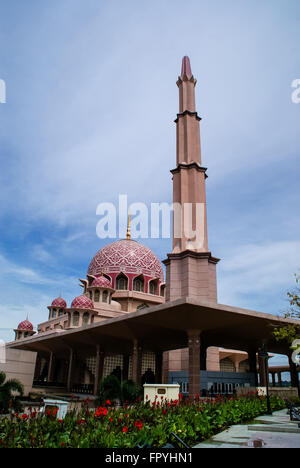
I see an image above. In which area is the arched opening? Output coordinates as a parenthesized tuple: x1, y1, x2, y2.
(160, 284, 166, 297)
(58, 309, 64, 317)
(94, 289, 100, 302)
(220, 357, 236, 373)
(116, 273, 128, 291)
(133, 275, 144, 293)
(52, 308, 57, 319)
(82, 312, 89, 326)
(73, 311, 80, 327)
(149, 279, 158, 295)
(102, 290, 108, 303)
(89, 290, 93, 300)
(239, 359, 250, 373)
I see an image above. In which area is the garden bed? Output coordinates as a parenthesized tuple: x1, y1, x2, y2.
(0, 394, 286, 448)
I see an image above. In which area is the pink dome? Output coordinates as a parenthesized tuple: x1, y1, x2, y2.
(91, 276, 113, 289)
(88, 239, 164, 281)
(18, 320, 34, 331)
(51, 297, 67, 308)
(71, 295, 94, 310)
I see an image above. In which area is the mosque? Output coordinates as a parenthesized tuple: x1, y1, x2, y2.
(7, 57, 299, 398)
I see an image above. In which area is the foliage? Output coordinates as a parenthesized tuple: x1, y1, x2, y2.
(0, 372, 24, 414)
(0, 393, 286, 448)
(273, 274, 300, 346)
(98, 375, 121, 404)
(121, 380, 143, 404)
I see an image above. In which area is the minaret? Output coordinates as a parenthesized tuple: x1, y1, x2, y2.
(163, 57, 220, 302)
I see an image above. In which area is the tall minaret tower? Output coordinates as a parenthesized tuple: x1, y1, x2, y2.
(163, 57, 220, 302)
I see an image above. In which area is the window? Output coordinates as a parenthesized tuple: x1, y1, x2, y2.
(160, 285, 166, 297)
(116, 274, 128, 290)
(220, 358, 236, 373)
(102, 290, 108, 303)
(149, 280, 157, 295)
(89, 291, 93, 300)
(82, 312, 89, 326)
(52, 308, 57, 319)
(58, 309, 64, 317)
(94, 290, 100, 302)
(133, 276, 144, 292)
(73, 311, 79, 326)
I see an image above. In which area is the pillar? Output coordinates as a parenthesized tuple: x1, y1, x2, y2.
(258, 356, 267, 387)
(271, 373, 276, 387)
(248, 350, 258, 387)
(94, 345, 105, 396)
(132, 340, 142, 385)
(278, 372, 282, 387)
(155, 352, 163, 383)
(47, 352, 55, 383)
(67, 348, 74, 393)
(288, 354, 300, 396)
(188, 330, 201, 399)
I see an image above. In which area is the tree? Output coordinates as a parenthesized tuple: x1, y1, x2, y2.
(273, 274, 300, 346)
(0, 371, 24, 414)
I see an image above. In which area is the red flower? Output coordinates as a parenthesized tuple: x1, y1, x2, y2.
(123, 427, 129, 433)
(135, 421, 143, 430)
(106, 400, 111, 406)
(21, 414, 28, 420)
(61, 442, 65, 447)
(179, 393, 183, 399)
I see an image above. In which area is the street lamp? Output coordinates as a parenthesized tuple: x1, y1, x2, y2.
(258, 344, 272, 415)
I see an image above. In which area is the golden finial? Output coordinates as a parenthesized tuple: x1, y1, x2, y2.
(126, 209, 131, 240)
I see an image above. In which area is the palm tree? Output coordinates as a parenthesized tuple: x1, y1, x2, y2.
(0, 371, 24, 413)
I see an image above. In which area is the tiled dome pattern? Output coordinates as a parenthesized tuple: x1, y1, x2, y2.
(51, 297, 67, 308)
(88, 239, 164, 281)
(18, 320, 34, 331)
(71, 295, 94, 310)
(91, 277, 113, 288)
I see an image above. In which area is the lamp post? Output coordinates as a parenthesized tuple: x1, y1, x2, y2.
(258, 344, 272, 416)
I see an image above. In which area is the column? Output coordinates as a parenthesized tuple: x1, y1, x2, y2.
(188, 330, 201, 399)
(258, 355, 267, 387)
(271, 373, 276, 387)
(248, 350, 258, 387)
(94, 345, 105, 396)
(47, 352, 55, 383)
(278, 372, 282, 387)
(155, 352, 163, 383)
(67, 348, 74, 393)
(289, 354, 300, 396)
(132, 340, 142, 385)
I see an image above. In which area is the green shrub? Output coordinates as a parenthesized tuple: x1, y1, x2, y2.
(121, 380, 143, 404)
(98, 375, 121, 404)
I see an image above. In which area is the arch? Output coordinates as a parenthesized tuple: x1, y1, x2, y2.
(149, 279, 158, 295)
(133, 275, 144, 293)
(116, 273, 128, 291)
(220, 357, 236, 373)
(102, 290, 108, 303)
(82, 312, 89, 326)
(89, 290, 93, 300)
(94, 289, 100, 302)
(160, 284, 166, 297)
(73, 311, 80, 327)
(52, 308, 57, 319)
(239, 359, 250, 373)
(58, 309, 64, 317)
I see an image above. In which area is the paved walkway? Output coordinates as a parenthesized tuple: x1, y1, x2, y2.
(194, 409, 300, 448)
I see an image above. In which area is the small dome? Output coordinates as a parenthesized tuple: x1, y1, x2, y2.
(91, 276, 113, 289)
(51, 297, 67, 308)
(71, 295, 94, 310)
(18, 320, 34, 331)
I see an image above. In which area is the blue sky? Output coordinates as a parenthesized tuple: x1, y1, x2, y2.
(0, 0, 299, 369)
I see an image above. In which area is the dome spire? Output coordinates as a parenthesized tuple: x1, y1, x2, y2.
(126, 209, 131, 240)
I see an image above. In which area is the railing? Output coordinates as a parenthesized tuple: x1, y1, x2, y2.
(71, 384, 94, 395)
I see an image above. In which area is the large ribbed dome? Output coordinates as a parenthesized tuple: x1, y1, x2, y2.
(88, 239, 164, 281)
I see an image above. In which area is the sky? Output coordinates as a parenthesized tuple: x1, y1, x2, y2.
(0, 0, 299, 369)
